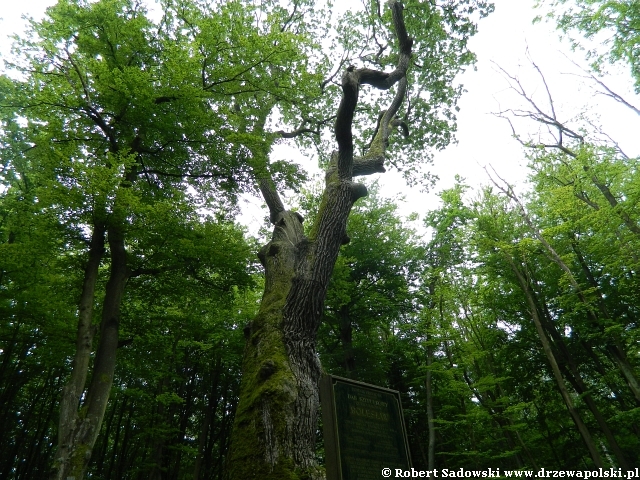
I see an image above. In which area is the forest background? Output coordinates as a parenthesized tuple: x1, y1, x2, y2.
(1, 0, 639, 478)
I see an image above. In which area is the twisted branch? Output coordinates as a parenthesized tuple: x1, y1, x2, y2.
(335, 0, 412, 179)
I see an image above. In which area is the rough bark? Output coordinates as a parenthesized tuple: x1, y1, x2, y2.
(225, 2, 412, 478)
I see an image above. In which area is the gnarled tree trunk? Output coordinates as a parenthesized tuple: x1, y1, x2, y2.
(224, 2, 413, 478)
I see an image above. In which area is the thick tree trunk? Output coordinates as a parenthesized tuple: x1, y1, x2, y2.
(225, 3, 412, 477)
(226, 173, 363, 478)
(225, 210, 324, 480)
(52, 221, 128, 480)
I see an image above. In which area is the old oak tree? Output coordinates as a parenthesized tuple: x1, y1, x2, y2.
(225, 0, 490, 478)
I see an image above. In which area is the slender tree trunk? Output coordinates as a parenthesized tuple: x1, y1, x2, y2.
(338, 305, 356, 373)
(216, 387, 236, 478)
(569, 373, 630, 469)
(116, 400, 135, 480)
(610, 349, 640, 403)
(104, 396, 126, 480)
(506, 255, 604, 467)
(423, 294, 442, 471)
(52, 220, 105, 479)
(570, 240, 640, 405)
(587, 169, 640, 236)
(425, 340, 435, 470)
(149, 375, 171, 480)
(172, 371, 197, 480)
(493, 175, 640, 404)
(194, 357, 221, 480)
(534, 288, 631, 468)
(533, 400, 564, 468)
(461, 369, 524, 468)
(20, 371, 59, 479)
(52, 220, 128, 480)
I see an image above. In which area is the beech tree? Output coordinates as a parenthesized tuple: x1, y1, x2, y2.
(485, 30, 640, 463)
(7, 0, 640, 475)
(540, 0, 640, 89)
(1, 1, 274, 478)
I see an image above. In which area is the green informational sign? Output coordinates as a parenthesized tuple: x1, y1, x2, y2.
(320, 375, 412, 480)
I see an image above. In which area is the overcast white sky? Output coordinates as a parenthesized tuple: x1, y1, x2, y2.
(1, 0, 637, 231)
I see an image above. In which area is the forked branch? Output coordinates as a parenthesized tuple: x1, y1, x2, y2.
(493, 60, 584, 156)
(492, 62, 640, 236)
(335, 0, 413, 179)
(257, 0, 412, 225)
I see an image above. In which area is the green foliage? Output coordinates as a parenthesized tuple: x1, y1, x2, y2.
(0, 0, 498, 477)
(87, 285, 259, 480)
(314, 185, 424, 384)
(0, 2, 270, 477)
(539, 0, 640, 89)
(329, 0, 494, 185)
